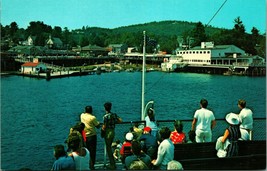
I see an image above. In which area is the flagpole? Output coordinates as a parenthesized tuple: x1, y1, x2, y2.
(141, 31, 146, 121)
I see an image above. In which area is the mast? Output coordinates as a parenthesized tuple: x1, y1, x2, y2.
(141, 31, 146, 121)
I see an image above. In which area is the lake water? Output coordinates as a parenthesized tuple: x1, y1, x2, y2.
(1, 72, 266, 170)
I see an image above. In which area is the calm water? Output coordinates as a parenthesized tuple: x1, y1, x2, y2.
(1, 72, 266, 170)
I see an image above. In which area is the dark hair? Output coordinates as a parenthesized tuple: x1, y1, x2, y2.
(147, 108, 155, 121)
(174, 120, 183, 133)
(67, 132, 82, 151)
(238, 99, 246, 108)
(188, 130, 196, 143)
(54, 145, 66, 160)
(85, 106, 92, 113)
(200, 99, 208, 108)
(104, 102, 112, 112)
(116, 139, 121, 144)
(159, 127, 171, 139)
(72, 122, 85, 133)
(131, 140, 141, 155)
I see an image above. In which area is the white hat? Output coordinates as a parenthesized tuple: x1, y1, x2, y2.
(125, 132, 134, 141)
(226, 113, 240, 125)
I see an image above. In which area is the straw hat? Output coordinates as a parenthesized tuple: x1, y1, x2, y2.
(225, 113, 240, 125)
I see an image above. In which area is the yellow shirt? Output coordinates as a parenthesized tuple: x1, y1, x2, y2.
(80, 113, 100, 137)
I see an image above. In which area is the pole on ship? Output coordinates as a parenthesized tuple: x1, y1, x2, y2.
(141, 31, 146, 121)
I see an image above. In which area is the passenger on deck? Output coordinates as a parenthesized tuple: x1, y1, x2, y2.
(80, 105, 101, 170)
(101, 102, 123, 170)
(125, 140, 152, 170)
(151, 127, 174, 170)
(112, 140, 122, 161)
(138, 126, 158, 160)
(170, 120, 186, 144)
(128, 160, 149, 170)
(69, 122, 86, 147)
(120, 132, 134, 164)
(235, 99, 253, 140)
(145, 108, 159, 138)
(131, 122, 144, 140)
(51, 144, 76, 171)
(191, 99, 216, 142)
(221, 113, 241, 157)
(67, 132, 90, 170)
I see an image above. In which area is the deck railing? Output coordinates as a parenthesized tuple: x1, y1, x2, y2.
(94, 118, 266, 165)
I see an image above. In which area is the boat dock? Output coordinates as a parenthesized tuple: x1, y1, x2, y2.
(12, 70, 97, 80)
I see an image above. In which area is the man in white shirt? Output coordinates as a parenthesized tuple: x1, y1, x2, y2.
(237, 99, 253, 140)
(151, 127, 174, 170)
(191, 99, 216, 143)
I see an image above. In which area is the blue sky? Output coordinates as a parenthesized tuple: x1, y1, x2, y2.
(1, 0, 266, 34)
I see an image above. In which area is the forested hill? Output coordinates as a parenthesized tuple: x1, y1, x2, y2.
(111, 20, 222, 36)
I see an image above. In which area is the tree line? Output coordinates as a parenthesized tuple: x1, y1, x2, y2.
(1, 17, 265, 57)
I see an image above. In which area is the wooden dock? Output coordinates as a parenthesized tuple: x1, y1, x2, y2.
(13, 70, 96, 80)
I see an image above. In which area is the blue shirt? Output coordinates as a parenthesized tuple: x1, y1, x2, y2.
(51, 156, 76, 170)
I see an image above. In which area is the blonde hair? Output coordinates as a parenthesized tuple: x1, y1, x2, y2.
(167, 160, 183, 170)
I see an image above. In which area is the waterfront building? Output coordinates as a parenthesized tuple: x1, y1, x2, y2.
(21, 59, 47, 74)
(176, 42, 265, 66)
(8, 45, 44, 57)
(72, 44, 109, 57)
(108, 44, 128, 56)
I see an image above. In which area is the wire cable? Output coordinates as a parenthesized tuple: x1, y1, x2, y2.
(206, 0, 228, 26)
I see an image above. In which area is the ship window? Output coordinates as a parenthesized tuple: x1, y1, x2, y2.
(203, 51, 206, 54)
(186, 51, 188, 54)
(189, 51, 192, 54)
(200, 51, 202, 54)
(207, 51, 210, 54)
(196, 51, 199, 54)
(193, 51, 195, 54)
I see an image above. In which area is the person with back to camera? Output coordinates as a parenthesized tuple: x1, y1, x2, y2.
(80, 105, 101, 170)
(170, 120, 187, 144)
(101, 102, 123, 170)
(145, 108, 158, 137)
(69, 122, 86, 147)
(138, 126, 158, 160)
(125, 140, 152, 170)
(191, 99, 216, 143)
(235, 99, 253, 140)
(151, 127, 174, 170)
(220, 113, 241, 157)
(51, 144, 75, 171)
(67, 131, 90, 170)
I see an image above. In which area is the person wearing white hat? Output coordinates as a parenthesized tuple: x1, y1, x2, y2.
(120, 132, 134, 164)
(221, 113, 241, 157)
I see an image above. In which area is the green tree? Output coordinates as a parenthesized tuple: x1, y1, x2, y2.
(190, 22, 207, 47)
(52, 26, 62, 38)
(10, 22, 19, 38)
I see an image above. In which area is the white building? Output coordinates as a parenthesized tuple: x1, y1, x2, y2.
(21, 59, 47, 74)
(175, 42, 264, 66)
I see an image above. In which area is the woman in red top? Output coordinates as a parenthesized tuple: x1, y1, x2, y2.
(170, 120, 186, 144)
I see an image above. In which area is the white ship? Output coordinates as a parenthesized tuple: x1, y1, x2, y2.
(161, 55, 187, 72)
